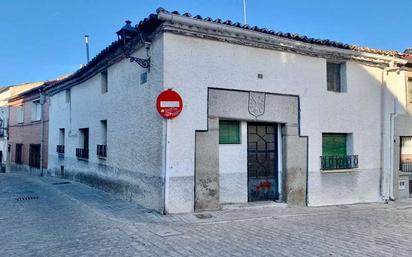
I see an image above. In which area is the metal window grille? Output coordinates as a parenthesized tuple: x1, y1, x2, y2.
(321, 155, 359, 170)
(76, 148, 88, 159)
(97, 145, 107, 158)
(56, 145, 65, 154)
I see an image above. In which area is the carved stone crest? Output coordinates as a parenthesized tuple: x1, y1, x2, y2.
(248, 92, 266, 118)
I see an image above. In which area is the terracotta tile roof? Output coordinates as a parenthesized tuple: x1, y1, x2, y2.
(49, 7, 405, 91)
(155, 8, 400, 57)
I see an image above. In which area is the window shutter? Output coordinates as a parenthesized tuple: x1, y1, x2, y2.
(219, 121, 240, 144)
(327, 63, 341, 92)
(322, 134, 347, 156)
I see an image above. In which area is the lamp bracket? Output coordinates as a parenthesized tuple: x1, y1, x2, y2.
(128, 56, 150, 69)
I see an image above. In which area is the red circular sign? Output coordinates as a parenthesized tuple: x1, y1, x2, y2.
(156, 89, 183, 119)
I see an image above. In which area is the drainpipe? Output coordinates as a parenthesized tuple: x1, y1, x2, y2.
(39, 88, 45, 176)
(380, 61, 399, 201)
(389, 101, 399, 200)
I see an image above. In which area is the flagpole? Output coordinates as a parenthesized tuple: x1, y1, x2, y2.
(243, 0, 247, 24)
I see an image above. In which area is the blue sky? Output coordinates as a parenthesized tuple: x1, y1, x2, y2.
(1, 0, 411, 86)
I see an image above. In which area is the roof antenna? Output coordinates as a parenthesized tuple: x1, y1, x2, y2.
(84, 35, 90, 63)
(243, 0, 247, 24)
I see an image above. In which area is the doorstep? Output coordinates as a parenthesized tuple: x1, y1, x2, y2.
(221, 201, 287, 210)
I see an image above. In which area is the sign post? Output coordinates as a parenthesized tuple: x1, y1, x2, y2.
(156, 89, 183, 119)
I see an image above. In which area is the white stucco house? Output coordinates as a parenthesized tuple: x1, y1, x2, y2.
(46, 8, 411, 213)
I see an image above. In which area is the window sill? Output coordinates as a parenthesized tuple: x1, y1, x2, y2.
(321, 168, 357, 174)
(97, 155, 107, 160)
(76, 157, 89, 162)
(326, 90, 347, 94)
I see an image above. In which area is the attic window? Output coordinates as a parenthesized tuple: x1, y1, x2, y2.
(327, 62, 346, 92)
(101, 70, 108, 93)
(65, 89, 71, 103)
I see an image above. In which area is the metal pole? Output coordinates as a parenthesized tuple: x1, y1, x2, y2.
(84, 35, 90, 63)
(39, 89, 45, 176)
(243, 0, 247, 24)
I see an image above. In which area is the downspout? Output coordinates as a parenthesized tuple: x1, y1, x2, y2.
(380, 61, 399, 201)
(389, 100, 398, 200)
(39, 88, 45, 176)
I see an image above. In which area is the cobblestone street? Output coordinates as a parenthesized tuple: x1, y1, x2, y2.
(1, 173, 412, 257)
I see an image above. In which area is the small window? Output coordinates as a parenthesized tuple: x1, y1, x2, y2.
(327, 62, 346, 92)
(57, 128, 65, 154)
(100, 120, 107, 145)
(140, 71, 148, 84)
(16, 106, 24, 124)
(98, 120, 108, 158)
(407, 78, 412, 104)
(101, 70, 108, 93)
(219, 120, 240, 144)
(59, 128, 65, 145)
(76, 128, 89, 159)
(65, 89, 71, 103)
(31, 100, 41, 121)
(321, 133, 357, 170)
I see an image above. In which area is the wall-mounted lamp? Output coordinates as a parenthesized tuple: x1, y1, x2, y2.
(116, 20, 150, 69)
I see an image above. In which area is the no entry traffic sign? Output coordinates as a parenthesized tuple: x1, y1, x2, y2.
(156, 89, 183, 119)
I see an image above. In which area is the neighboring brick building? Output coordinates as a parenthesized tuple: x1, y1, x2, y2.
(8, 82, 51, 174)
(0, 82, 44, 172)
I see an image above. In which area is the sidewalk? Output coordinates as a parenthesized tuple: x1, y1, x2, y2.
(1, 173, 412, 257)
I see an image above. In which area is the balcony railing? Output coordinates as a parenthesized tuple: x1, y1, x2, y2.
(97, 145, 107, 158)
(321, 155, 359, 170)
(56, 145, 64, 154)
(400, 162, 412, 172)
(76, 148, 89, 159)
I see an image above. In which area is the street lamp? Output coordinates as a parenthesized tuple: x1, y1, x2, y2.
(116, 20, 150, 69)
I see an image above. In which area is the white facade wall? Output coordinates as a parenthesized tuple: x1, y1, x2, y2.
(219, 121, 248, 204)
(48, 36, 165, 210)
(163, 33, 384, 212)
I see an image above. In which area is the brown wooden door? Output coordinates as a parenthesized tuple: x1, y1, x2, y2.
(29, 144, 41, 168)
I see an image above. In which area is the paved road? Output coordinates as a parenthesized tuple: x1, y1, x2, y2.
(1, 173, 412, 257)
